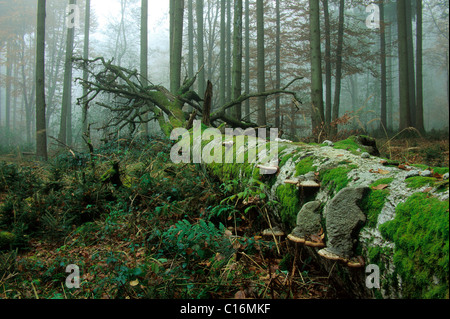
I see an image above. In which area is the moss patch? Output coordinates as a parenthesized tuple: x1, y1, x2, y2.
(333, 136, 366, 155)
(319, 165, 356, 195)
(275, 184, 301, 227)
(379, 193, 449, 298)
(405, 176, 436, 189)
(295, 157, 315, 176)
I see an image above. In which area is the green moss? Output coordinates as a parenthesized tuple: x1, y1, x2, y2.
(379, 193, 449, 298)
(295, 157, 315, 176)
(333, 136, 366, 155)
(319, 165, 356, 194)
(405, 176, 436, 189)
(371, 177, 394, 187)
(411, 165, 449, 175)
(275, 184, 301, 227)
(279, 152, 295, 167)
(433, 167, 449, 175)
(358, 178, 394, 228)
(360, 189, 389, 228)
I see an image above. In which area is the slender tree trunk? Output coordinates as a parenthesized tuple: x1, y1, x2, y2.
(36, 0, 47, 160)
(141, 0, 149, 135)
(82, 0, 91, 137)
(330, 0, 345, 137)
(323, 0, 332, 128)
(405, 0, 416, 128)
(256, 0, 266, 126)
(232, 0, 243, 121)
(244, 0, 250, 121)
(0, 63, 2, 126)
(5, 40, 12, 134)
(226, 0, 232, 105)
(59, 0, 76, 146)
(196, 0, 205, 98)
(275, 0, 281, 129)
(188, 0, 194, 80)
(170, 0, 184, 94)
(309, 0, 324, 134)
(220, 0, 226, 108)
(415, 0, 424, 133)
(380, 0, 387, 132)
(387, 19, 393, 131)
(397, 0, 411, 130)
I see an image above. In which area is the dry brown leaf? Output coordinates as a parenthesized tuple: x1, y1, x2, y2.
(371, 184, 389, 190)
(378, 168, 390, 175)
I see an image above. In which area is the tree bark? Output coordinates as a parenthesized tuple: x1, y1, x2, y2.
(141, 0, 149, 135)
(380, 0, 387, 133)
(36, 0, 48, 161)
(232, 0, 243, 121)
(82, 0, 91, 137)
(330, 0, 345, 137)
(275, 0, 281, 129)
(405, 0, 416, 128)
(170, 0, 184, 94)
(415, 0, 424, 133)
(220, 0, 226, 108)
(244, 0, 250, 122)
(397, 0, 411, 130)
(59, 0, 76, 146)
(308, 0, 324, 134)
(256, 0, 266, 126)
(323, 0, 332, 129)
(196, 0, 205, 98)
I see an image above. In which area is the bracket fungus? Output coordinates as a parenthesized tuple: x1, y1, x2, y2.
(287, 201, 324, 247)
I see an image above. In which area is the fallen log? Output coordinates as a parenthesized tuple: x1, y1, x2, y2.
(196, 132, 449, 299)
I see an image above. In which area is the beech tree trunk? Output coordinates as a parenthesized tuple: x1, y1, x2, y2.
(232, 0, 243, 121)
(59, 0, 76, 146)
(256, 0, 266, 126)
(36, 0, 47, 160)
(308, 0, 324, 134)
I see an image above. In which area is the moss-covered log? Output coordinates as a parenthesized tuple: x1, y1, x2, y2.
(186, 129, 449, 299)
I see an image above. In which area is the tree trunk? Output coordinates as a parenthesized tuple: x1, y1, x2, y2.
(415, 0, 424, 133)
(82, 0, 91, 137)
(256, 0, 266, 126)
(140, 0, 149, 135)
(6, 40, 12, 134)
(244, 0, 250, 122)
(323, 0, 332, 128)
(226, 0, 232, 105)
(275, 0, 281, 129)
(330, 0, 345, 137)
(59, 0, 76, 146)
(397, 0, 411, 130)
(308, 0, 324, 134)
(380, 0, 387, 133)
(170, 0, 184, 94)
(196, 0, 205, 98)
(36, 0, 48, 161)
(405, 0, 416, 128)
(387, 19, 394, 132)
(187, 0, 194, 80)
(232, 0, 243, 121)
(219, 0, 226, 108)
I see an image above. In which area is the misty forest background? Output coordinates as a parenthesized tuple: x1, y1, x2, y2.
(0, 0, 448, 156)
(0, 0, 449, 300)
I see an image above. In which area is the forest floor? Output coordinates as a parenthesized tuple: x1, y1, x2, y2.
(0, 135, 448, 299)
